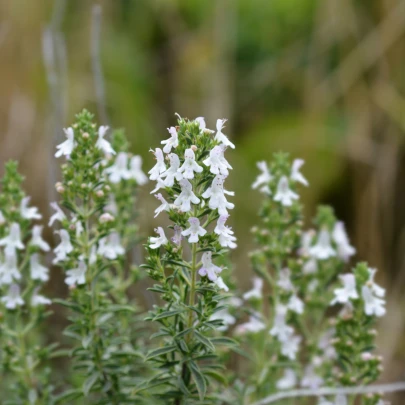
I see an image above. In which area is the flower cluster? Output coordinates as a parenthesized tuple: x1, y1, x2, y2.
(0, 161, 52, 403)
(142, 114, 237, 402)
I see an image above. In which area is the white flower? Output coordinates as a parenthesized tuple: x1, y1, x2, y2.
(331, 274, 359, 305)
(303, 258, 318, 274)
(65, 261, 87, 286)
(49, 202, 66, 226)
(154, 193, 170, 218)
(71, 216, 84, 237)
(210, 308, 236, 331)
(301, 365, 324, 389)
(276, 369, 297, 390)
(96, 126, 115, 155)
(214, 276, 229, 291)
(298, 229, 316, 256)
(1, 284, 24, 309)
(202, 175, 234, 216)
(214, 215, 237, 248)
(129, 155, 148, 185)
(174, 179, 200, 212)
(171, 225, 183, 246)
(0, 223, 24, 252)
(181, 217, 206, 243)
(161, 153, 183, 187)
(31, 225, 50, 252)
(161, 126, 179, 153)
(106, 152, 131, 183)
(335, 395, 348, 405)
(178, 149, 203, 179)
(288, 294, 304, 314)
(243, 277, 263, 300)
(366, 267, 385, 298)
(150, 177, 166, 194)
(252, 161, 272, 194)
(99, 213, 114, 223)
(274, 176, 299, 206)
(318, 328, 337, 360)
(31, 288, 51, 306)
(339, 301, 354, 319)
(270, 304, 294, 342)
(362, 285, 386, 317)
(20, 196, 42, 220)
(149, 227, 168, 249)
(105, 196, 118, 215)
(148, 148, 166, 181)
(195, 117, 213, 133)
(97, 233, 125, 260)
(277, 268, 294, 291)
(203, 145, 232, 176)
(198, 251, 222, 281)
(309, 229, 336, 260)
(53, 230, 73, 264)
(55, 127, 75, 158)
(215, 119, 235, 149)
(0, 249, 21, 285)
(332, 222, 356, 261)
(30, 253, 49, 282)
(281, 334, 301, 360)
(0, 210, 5, 225)
(235, 314, 266, 334)
(291, 159, 308, 186)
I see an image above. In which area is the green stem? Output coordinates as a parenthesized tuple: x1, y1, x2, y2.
(187, 242, 198, 335)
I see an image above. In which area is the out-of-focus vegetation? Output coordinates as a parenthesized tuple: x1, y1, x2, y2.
(1, 0, 405, 402)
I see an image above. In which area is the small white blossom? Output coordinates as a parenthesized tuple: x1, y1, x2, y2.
(298, 229, 316, 256)
(288, 294, 304, 314)
(210, 308, 236, 331)
(99, 213, 114, 223)
(274, 176, 299, 206)
(301, 365, 324, 389)
(161, 153, 183, 187)
(202, 175, 234, 216)
(303, 258, 318, 274)
(214, 215, 237, 248)
(331, 274, 359, 305)
(31, 288, 51, 306)
(277, 268, 294, 291)
(332, 222, 356, 261)
(243, 277, 263, 300)
(366, 267, 385, 298)
(150, 177, 166, 194)
(362, 285, 386, 317)
(149, 227, 168, 249)
(195, 117, 213, 133)
(55, 127, 75, 158)
(291, 159, 308, 186)
(203, 145, 232, 176)
(174, 179, 200, 212)
(105, 196, 118, 215)
(1, 284, 24, 309)
(281, 334, 301, 360)
(276, 369, 297, 390)
(0, 249, 21, 285)
(154, 193, 170, 218)
(53, 230, 73, 264)
(148, 148, 166, 181)
(0, 223, 24, 252)
(309, 229, 336, 260)
(270, 304, 294, 342)
(65, 261, 87, 286)
(235, 314, 266, 334)
(198, 251, 222, 281)
(129, 155, 148, 185)
(95, 126, 115, 155)
(30, 253, 49, 282)
(31, 225, 50, 251)
(171, 225, 183, 246)
(161, 126, 179, 153)
(215, 119, 235, 149)
(106, 152, 131, 183)
(98, 233, 125, 259)
(20, 197, 42, 220)
(49, 202, 66, 226)
(181, 217, 206, 243)
(71, 216, 84, 237)
(318, 328, 337, 360)
(252, 161, 272, 194)
(178, 149, 203, 179)
(0, 210, 5, 225)
(214, 276, 229, 291)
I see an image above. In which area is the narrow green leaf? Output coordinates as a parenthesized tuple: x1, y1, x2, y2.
(153, 310, 184, 321)
(210, 337, 238, 347)
(83, 373, 99, 396)
(189, 361, 206, 401)
(146, 345, 177, 360)
(194, 330, 215, 352)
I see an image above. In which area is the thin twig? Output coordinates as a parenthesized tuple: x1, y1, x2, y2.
(250, 382, 405, 405)
(91, 4, 109, 125)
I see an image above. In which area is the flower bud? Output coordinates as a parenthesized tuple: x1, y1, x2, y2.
(96, 190, 104, 198)
(99, 213, 114, 223)
(191, 145, 197, 152)
(82, 132, 89, 139)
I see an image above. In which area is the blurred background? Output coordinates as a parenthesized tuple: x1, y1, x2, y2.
(1, 0, 405, 401)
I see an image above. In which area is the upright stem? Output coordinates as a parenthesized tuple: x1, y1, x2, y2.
(187, 242, 198, 333)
